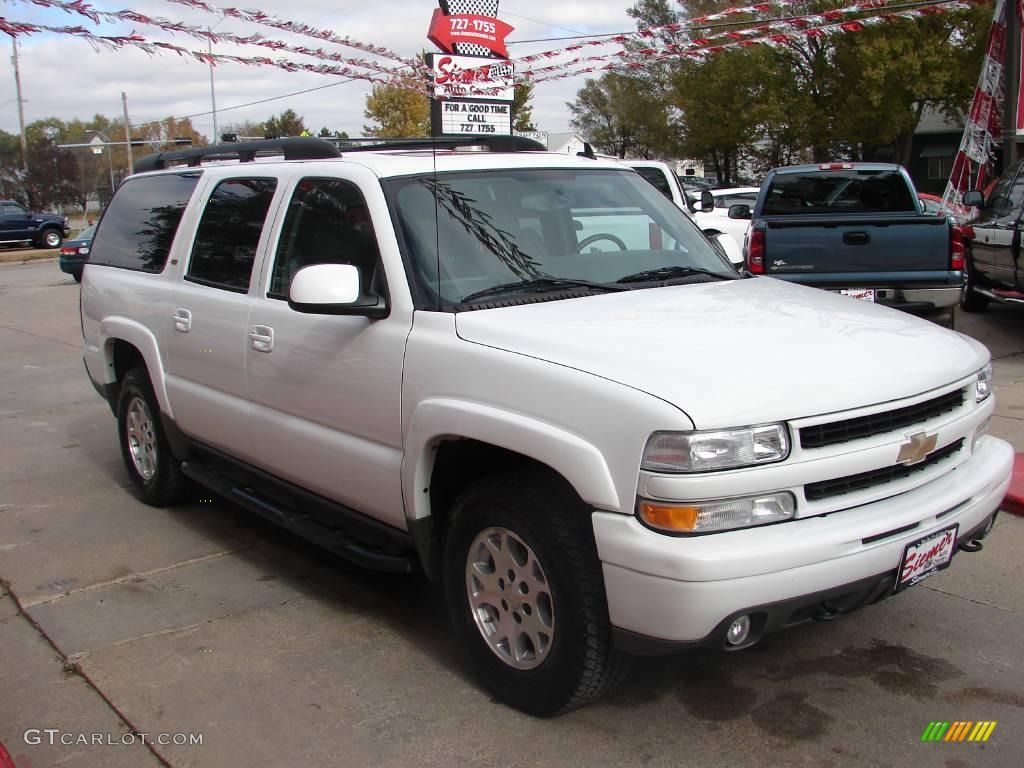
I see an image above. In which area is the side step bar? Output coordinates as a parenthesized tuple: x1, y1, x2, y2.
(974, 287, 1024, 305)
(181, 460, 417, 574)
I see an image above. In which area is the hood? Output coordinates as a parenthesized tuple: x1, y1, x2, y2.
(455, 278, 987, 429)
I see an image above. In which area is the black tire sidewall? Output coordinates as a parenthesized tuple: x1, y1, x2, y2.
(443, 478, 603, 715)
(116, 368, 179, 505)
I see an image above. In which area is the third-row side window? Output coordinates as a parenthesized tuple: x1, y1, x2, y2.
(187, 178, 278, 292)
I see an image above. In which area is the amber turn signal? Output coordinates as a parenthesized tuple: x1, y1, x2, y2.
(639, 502, 699, 532)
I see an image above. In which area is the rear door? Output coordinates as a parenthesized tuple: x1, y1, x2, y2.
(969, 162, 1024, 286)
(0, 202, 31, 240)
(164, 175, 280, 458)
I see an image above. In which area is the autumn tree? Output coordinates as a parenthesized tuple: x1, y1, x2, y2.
(363, 77, 430, 137)
(513, 79, 537, 132)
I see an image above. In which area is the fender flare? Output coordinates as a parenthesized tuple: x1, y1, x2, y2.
(99, 316, 173, 418)
(403, 398, 621, 524)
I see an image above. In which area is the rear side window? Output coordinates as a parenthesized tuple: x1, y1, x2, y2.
(635, 167, 673, 200)
(187, 178, 278, 292)
(762, 170, 915, 215)
(89, 173, 199, 272)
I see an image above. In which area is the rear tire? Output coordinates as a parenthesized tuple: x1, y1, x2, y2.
(116, 366, 190, 507)
(443, 469, 630, 716)
(36, 228, 63, 249)
(960, 257, 989, 313)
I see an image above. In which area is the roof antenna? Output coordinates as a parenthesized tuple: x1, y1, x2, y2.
(577, 142, 596, 160)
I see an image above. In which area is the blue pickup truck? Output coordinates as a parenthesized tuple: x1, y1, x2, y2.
(730, 163, 964, 318)
(0, 199, 70, 249)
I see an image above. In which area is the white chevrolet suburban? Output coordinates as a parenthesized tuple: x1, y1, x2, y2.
(80, 137, 1013, 716)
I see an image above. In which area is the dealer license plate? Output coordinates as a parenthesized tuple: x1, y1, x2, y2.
(895, 524, 959, 592)
(840, 288, 875, 302)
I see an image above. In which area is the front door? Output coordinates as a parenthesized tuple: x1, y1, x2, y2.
(0, 202, 31, 241)
(970, 163, 1024, 287)
(164, 176, 280, 457)
(245, 173, 409, 528)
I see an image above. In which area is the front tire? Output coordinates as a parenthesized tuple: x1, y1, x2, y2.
(116, 367, 190, 506)
(443, 469, 630, 716)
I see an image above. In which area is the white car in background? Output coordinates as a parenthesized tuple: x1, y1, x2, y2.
(688, 187, 760, 249)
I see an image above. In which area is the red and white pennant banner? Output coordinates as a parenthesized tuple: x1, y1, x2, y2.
(0, 17, 433, 94)
(942, 0, 1005, 212)
(22, 0, 410, 76)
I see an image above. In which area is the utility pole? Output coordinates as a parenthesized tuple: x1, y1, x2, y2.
(208, 32, 219, 142)
(121, 91, 134, 174)
(1004, 0, 1021, 169)
(10, 37, 28, 172)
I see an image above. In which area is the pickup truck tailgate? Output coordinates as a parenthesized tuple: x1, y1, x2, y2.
(764, 215, 949, 276)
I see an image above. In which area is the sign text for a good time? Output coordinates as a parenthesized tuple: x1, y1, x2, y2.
(441, 101, 512, 135)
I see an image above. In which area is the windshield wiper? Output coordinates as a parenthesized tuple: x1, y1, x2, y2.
(461, 276, 629, 304)
(615, 265, 734, 284)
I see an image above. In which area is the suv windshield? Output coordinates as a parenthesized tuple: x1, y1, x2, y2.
(386, 168, 734, 308)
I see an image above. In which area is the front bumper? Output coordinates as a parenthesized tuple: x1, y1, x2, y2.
(595, 436, 1013, 649)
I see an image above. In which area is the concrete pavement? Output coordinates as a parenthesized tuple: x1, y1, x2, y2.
(1, 260, 1022, 767)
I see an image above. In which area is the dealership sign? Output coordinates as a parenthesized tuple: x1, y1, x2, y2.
(428, 1, 515, 138)
(428, 9, 514, 59)
(431, 54, 514, 100)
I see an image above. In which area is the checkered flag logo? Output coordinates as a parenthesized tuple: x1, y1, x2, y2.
(440, 0, 500, 57)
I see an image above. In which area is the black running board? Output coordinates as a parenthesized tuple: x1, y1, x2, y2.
(181, 459, 417, 574)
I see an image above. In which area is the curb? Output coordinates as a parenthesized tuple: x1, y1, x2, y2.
(1003, 453, 1024, 517)
(0, 252, 58, 266)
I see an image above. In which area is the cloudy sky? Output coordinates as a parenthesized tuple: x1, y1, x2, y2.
(0, 0, 640, 140)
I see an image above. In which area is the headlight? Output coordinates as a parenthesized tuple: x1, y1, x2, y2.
(975, 362, 992, 402)
(638, 492, 796, 534)
(642, 424, 790, 473)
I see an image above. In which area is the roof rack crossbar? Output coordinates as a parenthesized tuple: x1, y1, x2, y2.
(133, 137, 341, 173)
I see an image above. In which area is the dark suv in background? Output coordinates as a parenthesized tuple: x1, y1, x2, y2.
(0, 200, 70, 249)
(962, 163, 1024, 311)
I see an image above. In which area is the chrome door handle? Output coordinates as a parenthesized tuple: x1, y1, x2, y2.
(173, 308, 192, 333)
(248, 325, 274, 353)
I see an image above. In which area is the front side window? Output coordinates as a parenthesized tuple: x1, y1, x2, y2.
(386, 168, 734, 309)
(187, 178, 277, 292)
(89, 173, 199, 272)
(1, 202, 27, 217)
(269, 178, 382, 300)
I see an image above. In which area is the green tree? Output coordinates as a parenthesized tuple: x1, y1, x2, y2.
(264, 109, 308, 138)
(568, 73, 672, 158)
(513, 78, 537, 132)
(363, 77, 430, 137)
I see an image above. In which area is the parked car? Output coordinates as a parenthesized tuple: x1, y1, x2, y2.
(620, 159, 743, 265)
(0, 199, 70, 249)
(81, 137, 1010, 716)
(960, 163, 1024, 311)
(686, 187, 759, 249)
(732, 163, 965, 319)
(918, 192, 971, 225)
(678, 174, 713, 190)
(59, 224, 96, 282)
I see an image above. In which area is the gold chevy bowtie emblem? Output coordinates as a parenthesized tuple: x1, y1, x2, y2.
(898, 432, 938, 465)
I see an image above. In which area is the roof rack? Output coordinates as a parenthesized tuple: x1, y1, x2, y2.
(133, 134, 548, 174)
(325, 135, 547, 153)
(133, 137, 341, 173)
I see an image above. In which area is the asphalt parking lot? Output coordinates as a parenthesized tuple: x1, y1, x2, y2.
(1, 259, 1022, 768)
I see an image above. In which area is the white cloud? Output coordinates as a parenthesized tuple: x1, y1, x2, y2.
(0, 0, 635, 139)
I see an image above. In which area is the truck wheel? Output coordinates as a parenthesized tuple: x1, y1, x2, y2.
(37, 228, 63, 249)
(116, 367, 190, 507)
(960, 259, 989, 313)
(443, 469, 630, 715)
